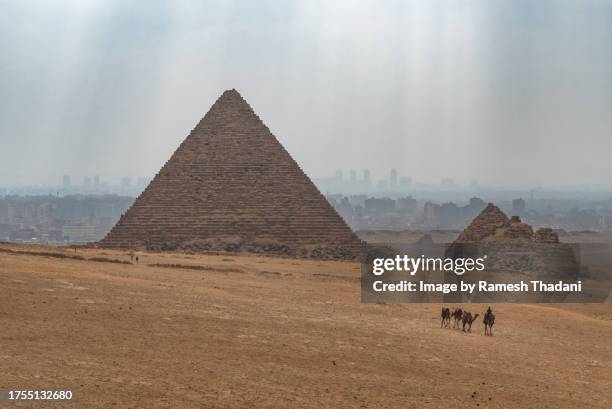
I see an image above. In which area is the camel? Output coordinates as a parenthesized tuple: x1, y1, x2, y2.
(452, 307, 463, 329)
(462, 312, 479, 332)
(483, 307, 495, 336)
(440, 307, 451, 328)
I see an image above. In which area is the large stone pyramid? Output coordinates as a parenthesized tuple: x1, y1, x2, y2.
(100, 89, 363, 259)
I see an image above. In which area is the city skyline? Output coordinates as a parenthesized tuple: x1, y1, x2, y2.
(3, 167, 612, 193)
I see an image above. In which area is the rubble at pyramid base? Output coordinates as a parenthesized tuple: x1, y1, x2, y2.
(113, 238, 363, 260)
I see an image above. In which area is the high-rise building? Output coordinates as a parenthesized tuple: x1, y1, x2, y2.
(511, 198, 526, 215)
(390, 169, 398, 189)
(62, 175, 71, 188)
(335, 169, 343, 181)
(469, 197, 486, 208)
(349, 169, 357, 183)
(93, 175, 100, 187)
(362, 169, 372, 189)
(83, 176, 91, 188)
(363, 169, 371, 183)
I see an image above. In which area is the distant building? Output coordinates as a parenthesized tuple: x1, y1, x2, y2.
(365, 197, 395, 213)
(399, 177, 412, 189)
(335, 169, 343, 181)
(439, 202, 461, 225)
(363, 169, 371, 188)
(397, 196, 417, 213)
(349, 170, 357, 184)
(325, 194, 342, 206)
(83, 176, 92, 188)
(423, 202, 441, 225)
(93, 175, 100, 188)
(36, 203, 53, 227)
(349, 194, 368, 207)
(512, 198, 526, 215)
(9, 228, 38, 242)
(390, 169, 398, 189)
(62, 225, 105, 243)
(469, 197, 486, 208)
(463, 198, 487, 221)
(62, 175, 71, 188)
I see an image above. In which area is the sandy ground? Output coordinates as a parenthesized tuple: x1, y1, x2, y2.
(1, 243, 611, 408)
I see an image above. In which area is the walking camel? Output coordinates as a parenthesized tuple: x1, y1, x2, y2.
(440, 307, 451, 328)
(452, 307, 463, 329)
(462, 312, 479, 332)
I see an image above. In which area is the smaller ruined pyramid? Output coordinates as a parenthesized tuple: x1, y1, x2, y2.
(100, 89, 363, 259)
(455, 203, 559, 244)
(449, 204, 573, 288)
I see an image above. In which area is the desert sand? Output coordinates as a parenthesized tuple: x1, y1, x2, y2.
(1, 243, 610, 408)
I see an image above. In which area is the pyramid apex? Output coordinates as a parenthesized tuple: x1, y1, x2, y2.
(477, 203, 508, 219)
(220, 88, 243, 98)
(213, 89, 250, 109)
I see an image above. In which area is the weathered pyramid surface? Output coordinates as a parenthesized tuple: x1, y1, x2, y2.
(534, 227, 560, 244)
(455, 203, 509, 243)
(99, 89, 363, 259)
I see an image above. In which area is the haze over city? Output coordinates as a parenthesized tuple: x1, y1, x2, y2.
(2, 0, 612, 187)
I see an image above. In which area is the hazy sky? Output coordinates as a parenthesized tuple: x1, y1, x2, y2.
(1, 0, 611, 187)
